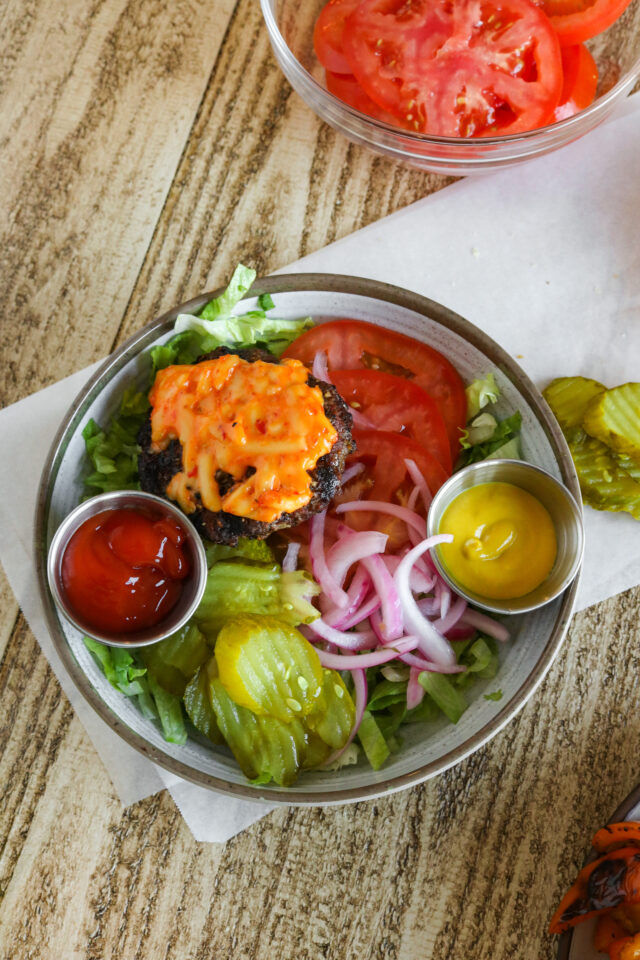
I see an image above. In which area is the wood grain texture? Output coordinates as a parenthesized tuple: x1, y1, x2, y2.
(1, 0, 639, 958)
(0, 0, 236, 406)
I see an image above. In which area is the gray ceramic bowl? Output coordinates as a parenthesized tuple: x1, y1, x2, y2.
(47, 490, 208, 648)
(35, 273, 581, 804)
(427, 460, 584, 615)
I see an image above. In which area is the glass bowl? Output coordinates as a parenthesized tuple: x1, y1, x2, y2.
(260, 0, 640, 175)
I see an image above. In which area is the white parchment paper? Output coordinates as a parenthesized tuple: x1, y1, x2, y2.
(1, 96, 638, 843)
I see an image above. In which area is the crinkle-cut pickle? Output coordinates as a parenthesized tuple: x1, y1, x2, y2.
(208, 674, 312, 786)
(543, 376, 605, 429)
(567, 428, 640, 520)
(544, 377, 640, 520)
(307, 669, 356, 750)
(183, 659, 223, 745)
(583, 382, 640, 463)
(215, 615, 323, 722)
(141, 622, 210, 697)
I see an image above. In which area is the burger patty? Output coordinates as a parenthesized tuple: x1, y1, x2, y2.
(138, 346, 355, 544)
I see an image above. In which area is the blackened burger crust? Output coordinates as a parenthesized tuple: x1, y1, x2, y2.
(138, 347, 355, 544)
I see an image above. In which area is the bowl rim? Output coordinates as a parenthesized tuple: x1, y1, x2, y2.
(260, 0, 640, 147)
(34, 272, 581, 805)
(556, 781, 640, 959)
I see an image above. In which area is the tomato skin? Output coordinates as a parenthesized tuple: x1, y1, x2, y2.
(282, 319, 467, 459)
(339, 428, 449, 543)
(340, 0, 563, 137)
(349, 428, 449, 497)
(314, 0, 360, 74)
(538, 0, 633, 45)
(330, 368, 452, 473)
(554, 44, 598, 120)
(325, 71, 412, 126)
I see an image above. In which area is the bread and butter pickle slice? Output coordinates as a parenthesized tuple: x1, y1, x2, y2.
(567, 428, 640, 519)
(208, 675, 309, 785)
(302, 732, 332, 769)
(183, 659, 223, 744)
(141, 623, 210, 697)
(543, 376, 605, 429)
(307, 670, 356, 750)
(215, 616, 323, 722)
(583, 383, 640, 463)
(617, 455, 640, 482)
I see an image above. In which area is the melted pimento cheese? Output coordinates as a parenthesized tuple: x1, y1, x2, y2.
(149, 354, 337, 523)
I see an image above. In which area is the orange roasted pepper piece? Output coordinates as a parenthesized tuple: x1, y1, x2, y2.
(596, 915, 632, 952)
(595, 825, 640, 855)
(549, 847, 640, 934)
(609, 932, 640, 960)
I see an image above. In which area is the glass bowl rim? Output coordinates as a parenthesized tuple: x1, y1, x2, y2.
(260, 0, 640, 147)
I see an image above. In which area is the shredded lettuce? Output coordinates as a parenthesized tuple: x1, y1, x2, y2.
(461, 412, 498, 448)
(465, 372, 500, 419)
(84, 637, 187, 741)
(454, 635, 500, 689)
(485, 436, 521, 461)
(357, 710, 390, 770)
(200, 264, 256, 321)
(484, 689, 504, 702)
(147, 675, 188, 744)
(459, 412, 522, 466)
(323, 742, 360, 771)
(194, 561, 320, 637)
(418, 673, 468, 724)
(166, 264, 313, 360)
(204, 537, 275, 567)
(82, 387, 149, 496)
(84, 638, 146, 694)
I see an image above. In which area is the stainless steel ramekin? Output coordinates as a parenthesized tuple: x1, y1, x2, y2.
(47, 491, 208, 647)
(427, 459, 584, 615)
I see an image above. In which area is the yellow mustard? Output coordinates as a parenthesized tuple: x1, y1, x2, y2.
(438, 482, 557, 600)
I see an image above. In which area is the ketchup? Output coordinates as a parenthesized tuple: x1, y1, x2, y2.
(60, 507, 191, 635)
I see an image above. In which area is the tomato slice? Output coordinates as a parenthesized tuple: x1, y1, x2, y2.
(283, 319, 467, 459)
(337, 429, 449, 543)
(325, 70, 413, 126)
(536, 0, 633, 45)
(314, 0, 360, 74)
(341, 0, 563, 136)
(553, 44, 599, 119)
(330, 369, 452, 473)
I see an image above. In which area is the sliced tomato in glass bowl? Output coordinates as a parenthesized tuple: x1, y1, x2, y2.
(325, 70, 413, 126)
(537, 0, 634, 45)
(282, 319, 467, 459)
(314, 0, 360, 74)
(554, 44, 599, 119)
(340, 0, 564, 136)
(330, 369, 453, 473)
(336, 429, 449, 545)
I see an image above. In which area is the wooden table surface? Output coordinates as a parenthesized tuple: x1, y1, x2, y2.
(1, 2, 639, 958)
